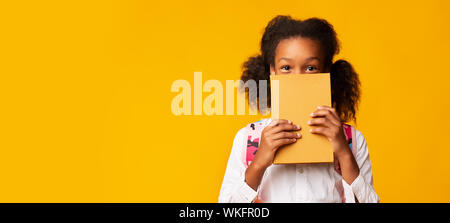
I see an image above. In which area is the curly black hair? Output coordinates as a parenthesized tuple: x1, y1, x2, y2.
(241, 15, 360, 122)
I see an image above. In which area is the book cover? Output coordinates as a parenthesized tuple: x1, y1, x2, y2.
(270, 73, 333, 164)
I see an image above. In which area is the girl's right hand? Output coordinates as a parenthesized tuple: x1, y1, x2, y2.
(251, 119, 301, 170)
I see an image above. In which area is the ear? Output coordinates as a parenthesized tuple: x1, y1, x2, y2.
(270, 64, 275, 75)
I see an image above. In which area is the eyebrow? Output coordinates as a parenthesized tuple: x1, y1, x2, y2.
(305, 57, 321, 61)
(278, 57, 321, 62)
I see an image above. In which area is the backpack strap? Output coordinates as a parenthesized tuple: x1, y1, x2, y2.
(244, 120, 266, 168)
(342, 124, 357, 157)
(243, 120, 267, 203)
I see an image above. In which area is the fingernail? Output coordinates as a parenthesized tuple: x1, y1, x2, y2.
(310, 112, 314, 116)
(309, 129, 313, 132)
(288, 120, 291, 124)
(307, 120, 311, 125)
(317, 106, 322, 109)
(293, 138, 297, 142)
(296, 125, 301, 129)
(297, 133, 301, 137)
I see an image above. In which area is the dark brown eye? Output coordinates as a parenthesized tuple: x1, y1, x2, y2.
(281, 65, 290, 71)
(306, 66, 317, 72)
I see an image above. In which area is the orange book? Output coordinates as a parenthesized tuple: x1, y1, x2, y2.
(270, 73, 333, 164)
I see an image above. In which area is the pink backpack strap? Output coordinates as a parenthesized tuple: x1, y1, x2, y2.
(342, 124, 357, 158)
(244, 120, 266, 168)
(243, 120, 267, 203)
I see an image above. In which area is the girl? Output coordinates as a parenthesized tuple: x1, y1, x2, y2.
(219, 15, 379, 203)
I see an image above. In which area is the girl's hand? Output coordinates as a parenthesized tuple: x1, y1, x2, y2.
(308, 106, 350, 158)
(252, 119, 301, 170)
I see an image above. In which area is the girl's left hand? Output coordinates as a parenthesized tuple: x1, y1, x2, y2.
(308, 105, 350, 158)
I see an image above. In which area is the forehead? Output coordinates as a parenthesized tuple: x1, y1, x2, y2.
(275, 37, 323, 61)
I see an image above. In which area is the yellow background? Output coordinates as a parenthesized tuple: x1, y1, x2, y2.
(1, 0, 450, 202)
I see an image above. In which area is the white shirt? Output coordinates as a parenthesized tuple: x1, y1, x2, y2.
(218, 119, 380, 203)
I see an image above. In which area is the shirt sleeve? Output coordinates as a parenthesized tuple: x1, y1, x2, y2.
(342, 129, 380, 203)
(218, 127, 258, 203)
